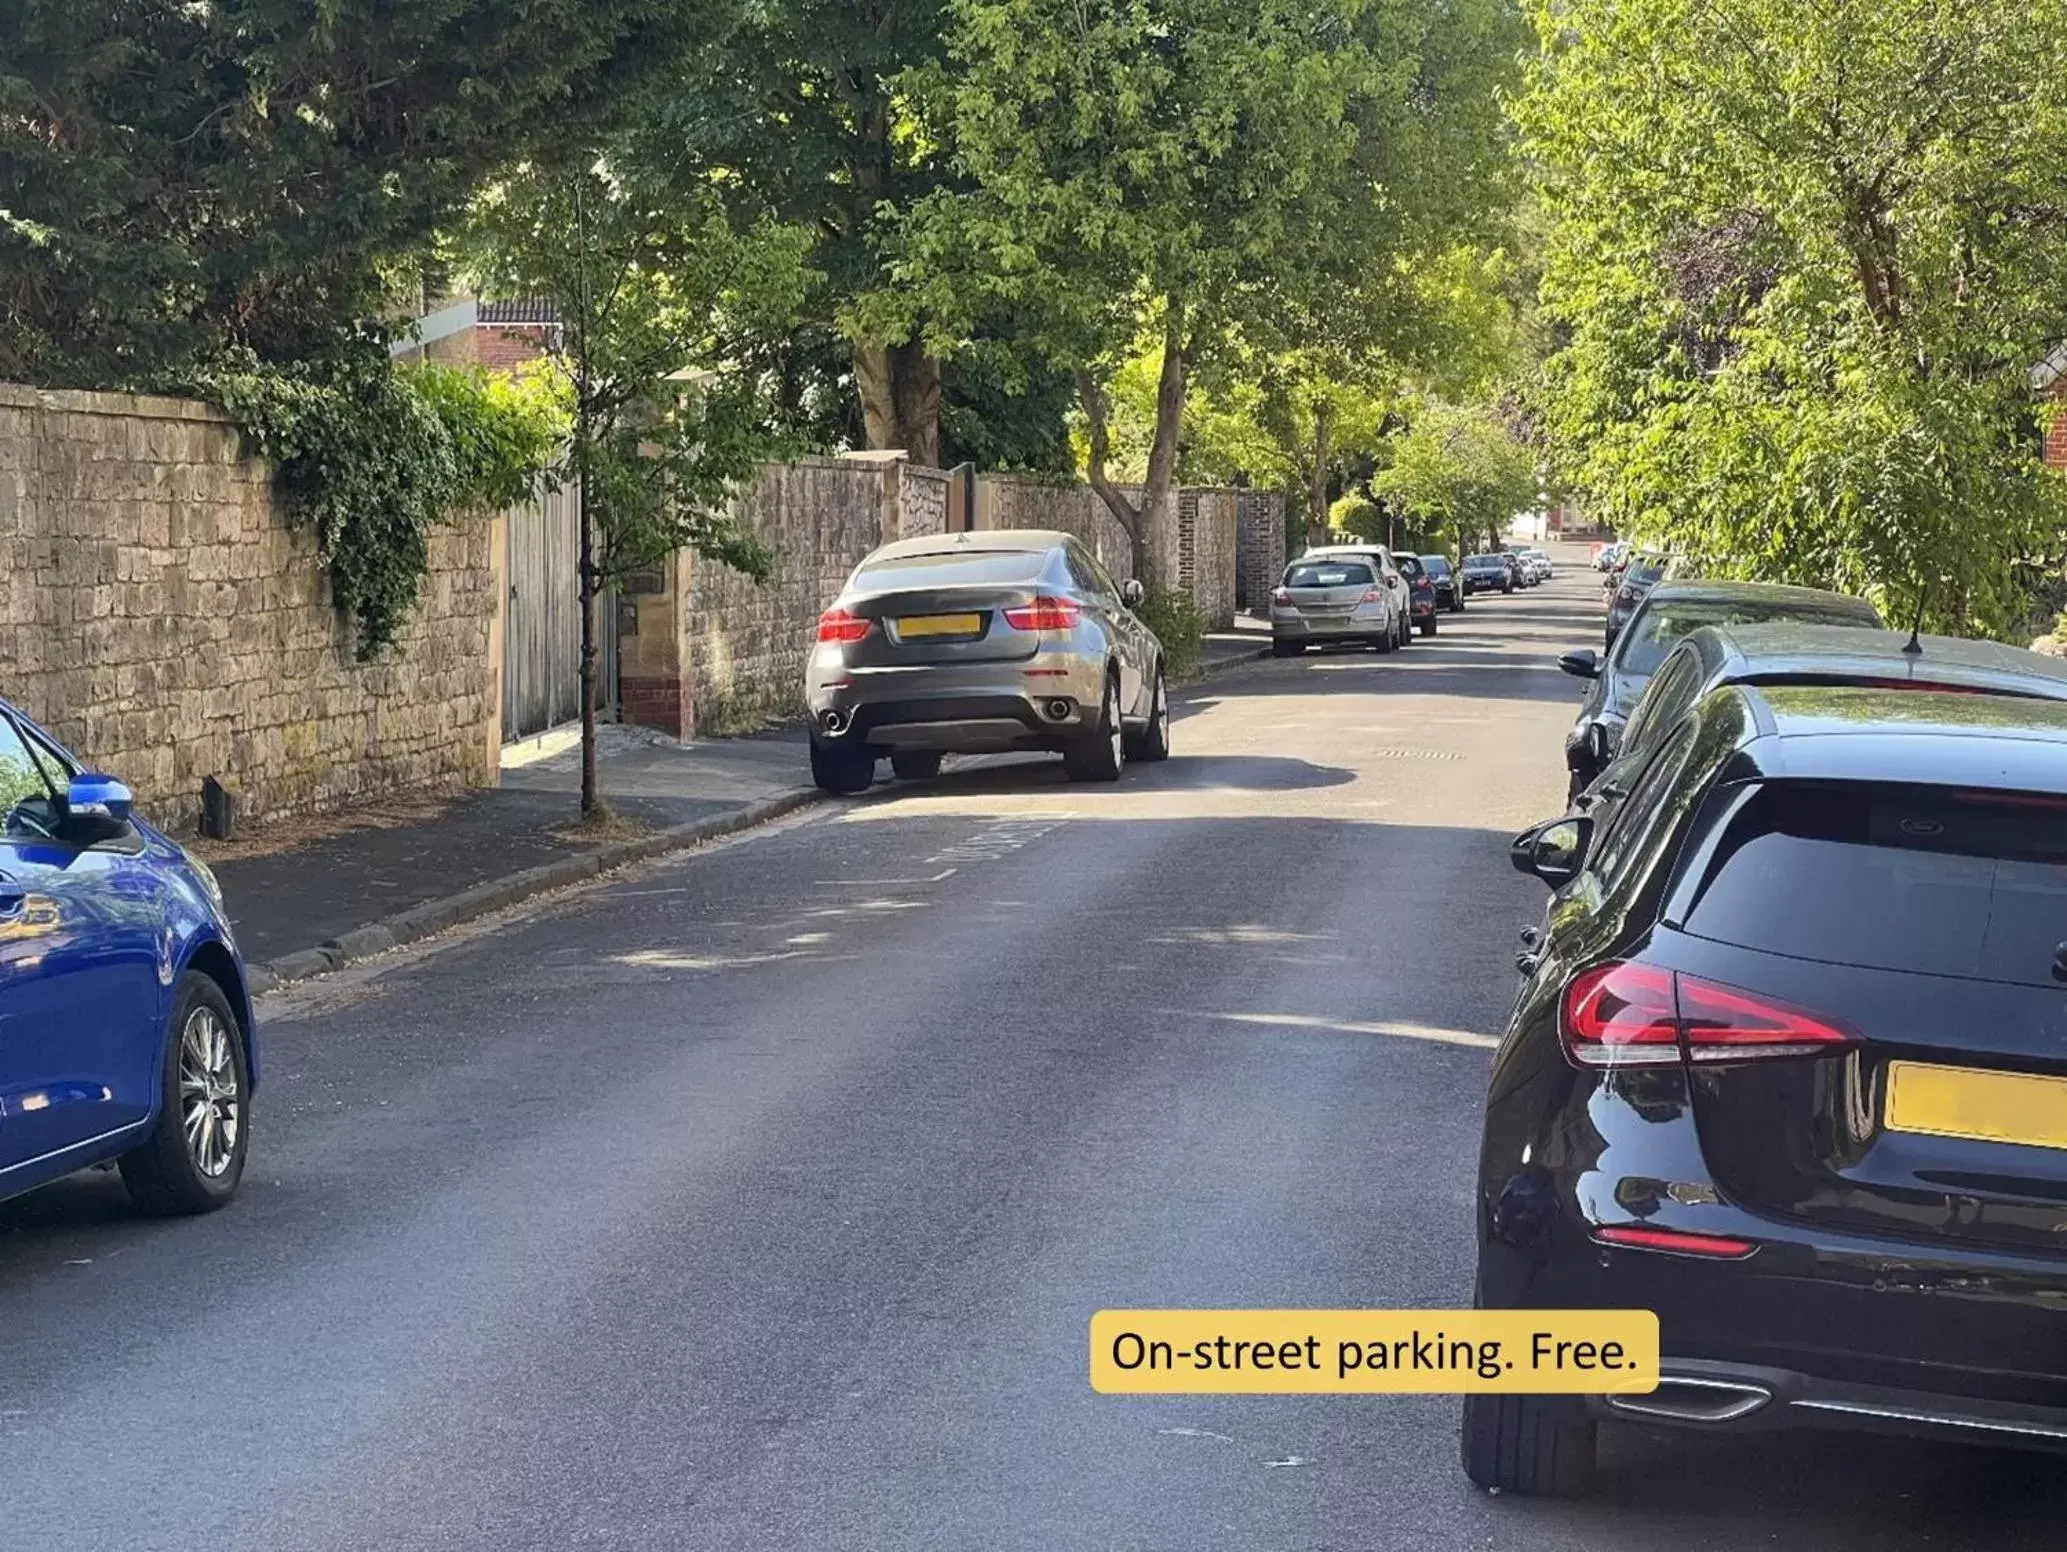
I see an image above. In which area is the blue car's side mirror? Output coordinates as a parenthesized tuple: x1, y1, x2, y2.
(67, 772, 134, 826)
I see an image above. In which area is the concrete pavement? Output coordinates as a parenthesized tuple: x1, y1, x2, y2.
(6, 546, 2063, 1550)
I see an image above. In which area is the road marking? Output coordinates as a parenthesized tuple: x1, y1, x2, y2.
(926, 815, 1072, 865)
(1183, 1010, 1499, 1049)
(814, 868, 958, 885)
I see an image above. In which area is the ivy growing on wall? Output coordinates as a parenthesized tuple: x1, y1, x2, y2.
(194, 345, 566, 656)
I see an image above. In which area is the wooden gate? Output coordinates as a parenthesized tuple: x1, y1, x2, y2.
(502, 476, 616, 742)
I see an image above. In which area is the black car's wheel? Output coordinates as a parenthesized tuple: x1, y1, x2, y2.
(810, 737, 876, 795)
(1503, 579, 1515, 594)
(120, 973, 249, 1216)
(1418, 616, 1437, 637)
(1460, 1392, 1596, 1499)
(1063, 672, 1126, 782)
(1272, 639, 1305, 658)
(1451, 597, 1466, 614)
(1124, 662, 1171, 762)
(890, 750, 943, 781)
(1396, 613, 1414, 648)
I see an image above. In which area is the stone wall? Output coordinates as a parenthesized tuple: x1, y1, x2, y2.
(683, 458, 890, 734)
(973, 475, 1242, 628)
(898, 463, 951, 540)
(0, 385, 497, 832)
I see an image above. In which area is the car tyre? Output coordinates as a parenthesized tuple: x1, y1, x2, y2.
(890, 750, 943, 781)
(1124, 662, 1171, 762)
(1064, 671, 1126, 783)
(1371, 623, 1395, 654)
(810, 737, 876, 795)
(1459, 1392, 1596, 1499)
(1418, 616, 1437, 637)
(119, 972, 249, 1216)
(1271, 639, 1305, 658)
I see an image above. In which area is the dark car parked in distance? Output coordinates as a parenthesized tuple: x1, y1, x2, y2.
(1462, 554, 1515, 595)
(1558, 581, 1882, 801)
(1421, 555, 1464, 613)
(1576, 620, 2067, 812)
(1605, 553, 1683, 645)
(1393, 553, 1440, 636)
(1467, 684, 2067, 1496)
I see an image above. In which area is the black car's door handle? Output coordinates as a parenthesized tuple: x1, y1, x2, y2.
(1515, 951, 1541, 977)
(1519, 925, 1542, 950)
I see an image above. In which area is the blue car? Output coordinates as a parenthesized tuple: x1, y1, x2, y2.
(0, 698, 256, 1215)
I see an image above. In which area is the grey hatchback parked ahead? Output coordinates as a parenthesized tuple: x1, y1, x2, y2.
(803, 529, 1169, 794)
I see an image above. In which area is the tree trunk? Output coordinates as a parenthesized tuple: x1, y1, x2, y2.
(575, 434, 603, 819)
(855, 338, 942, 467)
(1076, 300, 1188, 594)
(1306, 402, 1333, 549)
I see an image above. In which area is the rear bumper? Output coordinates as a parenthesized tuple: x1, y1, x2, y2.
(809, 691, 1090, 751)
(1590, 1358, 2067, 1451)
(1271, 611, 1389, 640)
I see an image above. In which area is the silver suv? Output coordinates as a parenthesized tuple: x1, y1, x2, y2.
(803, 530, 1170, 794)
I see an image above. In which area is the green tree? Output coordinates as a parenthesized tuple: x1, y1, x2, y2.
(462, 159, 815, 815)
(1, 0, 717, 386)
(892, 0, 1522, 588)
(1519, 0, 2067, 634)
(1370, 399, 1539, 556)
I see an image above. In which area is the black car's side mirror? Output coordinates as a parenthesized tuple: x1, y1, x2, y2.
(1120, 577, 1146, 608)
(1510, 816, 1594, 888)
(1557, 649, 1601, 680)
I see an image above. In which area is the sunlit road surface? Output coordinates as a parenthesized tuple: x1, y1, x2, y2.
(5, 546, 2064, 1550)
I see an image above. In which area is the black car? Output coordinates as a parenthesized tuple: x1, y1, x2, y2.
(1462, 554, 1514, 595)
(1393, 553, 1440, 636)
(1604, 553, 1682, 645)
(1467, 683, 2067, 1496)
(1421, 554, 1464, 613)
(1557, 581, 1882, 802)
(1577, 619, 2067, 810)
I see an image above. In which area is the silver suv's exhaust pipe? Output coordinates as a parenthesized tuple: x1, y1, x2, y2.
(1605, 1376, 1772, 1424)
(1043, 698, 1072, 722)
(821, 708, 849, 735)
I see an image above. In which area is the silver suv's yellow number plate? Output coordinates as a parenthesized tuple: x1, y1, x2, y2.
(896, 613, 982, 638)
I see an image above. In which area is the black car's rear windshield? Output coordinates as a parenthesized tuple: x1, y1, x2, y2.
(1285, 561, 1374, 587)
(1618, 598, 1877, 676)
(1465, 555, 1504, 566)
(1684, 782, 2067, 988)
(1393, 556, 1426, 579)
(1421, 556, 1452, 575)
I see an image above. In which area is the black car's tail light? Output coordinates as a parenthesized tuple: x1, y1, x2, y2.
(1592, 1224, 1757, 1259)
(1560, 961, 1857, 1068)
(1561, 962, 1680, 1066)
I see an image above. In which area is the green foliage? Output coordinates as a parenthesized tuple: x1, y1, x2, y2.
(1518, 0, 2067, 636)
(198, 350, 562, 656)
(1, 0, 721, 387)
(461, 159, 822, 588)
(1330, 495, 1384, 542)
(1135, 591, 1205, 679)
(1370, 400, 1539, 555)
(411, 365, 572, 512)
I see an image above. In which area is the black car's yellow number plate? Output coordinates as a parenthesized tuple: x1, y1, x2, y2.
(1884, 1060, 2067, 1152)
(896, 612, 983, 639)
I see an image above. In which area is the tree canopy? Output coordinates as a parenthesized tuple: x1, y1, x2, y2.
(1, 0, 720, 386)
(1519, 0, 2067, 635)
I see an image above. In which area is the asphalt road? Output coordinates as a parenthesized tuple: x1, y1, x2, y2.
(5, 549, 2065, 1550)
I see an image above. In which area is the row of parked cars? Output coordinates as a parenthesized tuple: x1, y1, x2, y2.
(1267, 541, 1555, 656)
(1462, 551, 2067, 1496)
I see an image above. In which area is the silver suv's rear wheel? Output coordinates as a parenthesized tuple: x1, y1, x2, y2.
(1064, 672, 1125, 782)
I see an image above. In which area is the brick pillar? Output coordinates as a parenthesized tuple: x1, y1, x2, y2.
(614, 548, 692, 738)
